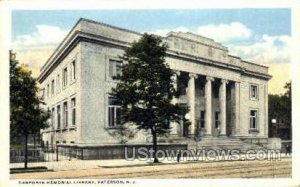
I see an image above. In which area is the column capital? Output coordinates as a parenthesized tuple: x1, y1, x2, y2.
(175, 71, 181, 76)
(189, 73, 198, 79)
(206, 76, 214, 82)
(221, 79, 229, 84)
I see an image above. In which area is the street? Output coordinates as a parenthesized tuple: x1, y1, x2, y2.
(10, 157, 291, 179)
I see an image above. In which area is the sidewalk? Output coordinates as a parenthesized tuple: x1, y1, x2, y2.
(10, 153, 292, 172)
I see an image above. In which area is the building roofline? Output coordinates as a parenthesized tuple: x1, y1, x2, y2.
(38, 18, 270, 82)
(40, 18, 143, 74)
(40, 18, 83, 72)
(228, 54, 241, 59)
(228, 54, 269, 69)
(79, 18, 143, 36)
(241, 60, 269, 69)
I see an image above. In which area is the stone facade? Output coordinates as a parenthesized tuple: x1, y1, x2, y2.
(38, 18, 271, 147)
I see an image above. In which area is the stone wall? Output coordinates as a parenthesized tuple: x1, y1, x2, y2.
(57, 143, 187, 160)
(40, 43, 82, 146)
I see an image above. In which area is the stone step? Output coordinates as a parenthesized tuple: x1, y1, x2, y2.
(168, 136, 266, 152)
(164, 137, 264, 150)
(196, 143, 260, 147)
(194, 142, 263, 147)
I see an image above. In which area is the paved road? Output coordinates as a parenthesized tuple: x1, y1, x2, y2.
(11, 157, 291, 179)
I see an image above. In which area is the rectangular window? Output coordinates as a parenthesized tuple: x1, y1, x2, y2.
(63, 67, 68, 87)
(51, 79, 55, 95)
(71, 98, 76, 126)
(56, 74, 61, 92)
(47, 84, 50, 98)
(109, 60, 122, 79)
(250, 85, 258, 99)
(51, 108, 55, 128)
(63, 102, 68, 128)
(200, 111, 205, 128)
(215, 112, 220, 128)
(108, 97, 121, 127)
(250, 110, 258, 129)
(41, 88, 45, 99)
(71, 60, 76, 81)
(57, 105, 61, 129)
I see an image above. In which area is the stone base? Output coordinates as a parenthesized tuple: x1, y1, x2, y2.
(57, 143, 188, 160)
(266, 138, 282, 150)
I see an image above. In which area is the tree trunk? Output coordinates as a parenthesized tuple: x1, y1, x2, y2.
(151, 128, 159, 163)
(24, 133, 28, 169)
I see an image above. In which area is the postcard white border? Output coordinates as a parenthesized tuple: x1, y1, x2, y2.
(1, 0, 299, 186)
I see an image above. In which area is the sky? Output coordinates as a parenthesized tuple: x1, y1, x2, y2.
(11, 9, 291, 94)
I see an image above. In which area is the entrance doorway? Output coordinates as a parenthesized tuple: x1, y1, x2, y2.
(183, 123, 190, 137)
(212, 111, 220, 137)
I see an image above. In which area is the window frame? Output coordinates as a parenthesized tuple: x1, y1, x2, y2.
(51, 79, 55, 96)
(107, 97, 121, 128)
(200, 110, 205, 128)
(71, 60, 76, 82)
(51, 107, 55, 129)
(57, 105, 61, 130)
(41, 88, 45, 100)
(249, 84, 258, 100)
(108, 59, 123, 80)
(56, 74, 61, 93)
(47, 84, 50, 98)
(71, 98, 76, 126)
(63, 101, 68, 128)
(249, 109, 258, 130)
(63, 67, 68, 88)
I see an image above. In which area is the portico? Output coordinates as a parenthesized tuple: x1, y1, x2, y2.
(173, 71, 239, 138)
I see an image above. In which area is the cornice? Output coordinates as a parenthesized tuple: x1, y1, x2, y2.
(38, 31, 271, 83)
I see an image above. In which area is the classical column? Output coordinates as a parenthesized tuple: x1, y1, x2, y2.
(219, 79, 228, 136)
(234, 82, 240, 135)
(188, 73, 198, 136)
(171, 71, 180, 135)
(205, 76, 214, 136)
(171, 71, 180, 104)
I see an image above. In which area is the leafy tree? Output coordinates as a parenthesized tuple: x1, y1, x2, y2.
(282, 82, 291, 124)
(268, 81, 291, 139)
(10, 50, 50, 168)
(111, 34, 189, 163)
